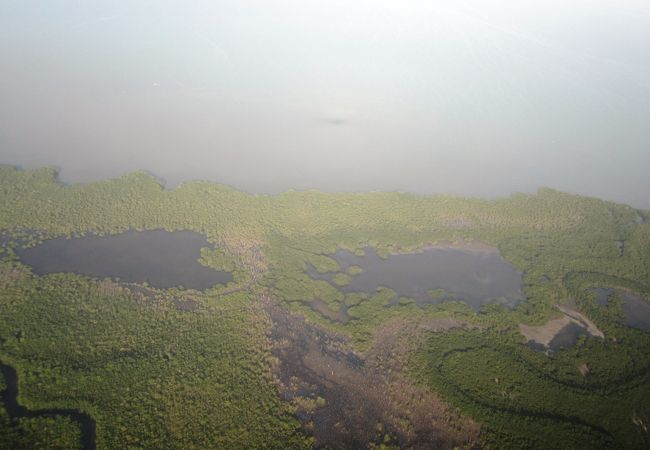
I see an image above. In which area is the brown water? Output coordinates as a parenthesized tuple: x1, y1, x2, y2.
(308, 245, 524, 312)
(15, 230, 232, 290)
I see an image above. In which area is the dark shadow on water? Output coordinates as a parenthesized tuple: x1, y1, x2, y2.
(548, 323, 588, 351)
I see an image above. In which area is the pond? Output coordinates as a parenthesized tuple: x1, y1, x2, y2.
(15, 230, 233, 290)
(307, 243, 524, 312)
(592, 288, 650, 331)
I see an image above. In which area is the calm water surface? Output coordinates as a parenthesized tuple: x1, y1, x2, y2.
(2, 3, 650, 208)
(592, 288, 650, 331)
(15, 230, 232, 290)
(308, 246, 524, 311)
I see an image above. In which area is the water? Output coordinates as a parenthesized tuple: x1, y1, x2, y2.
(15, 230, 232, 290)
(592, 288, 650, 331)
(593, 288, 611, 307)
(308, 245, 524, 311)
(1, 2, 649, 208)
(0, 362, 95, 450)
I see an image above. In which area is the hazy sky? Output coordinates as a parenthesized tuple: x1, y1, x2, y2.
(1, 1, 649, 207)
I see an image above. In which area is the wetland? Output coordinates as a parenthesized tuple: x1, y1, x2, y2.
(592, 288, 650, 331)
(307, 243, 524, 312)
(1, 166, 650, 449)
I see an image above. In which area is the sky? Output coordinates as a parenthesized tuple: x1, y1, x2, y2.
(1, 1, 649, 208)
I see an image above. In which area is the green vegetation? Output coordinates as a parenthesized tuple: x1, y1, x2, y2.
(0, 374, 83, 450)
(1, 166, 650, 448)
(347, 265, 363, 276)
(409, 272, 650, 449)
(427, 288, 448, 299)
(331, 272, 351, 286)
(0, 264, 309, 449)
(410, 327, 650, 449)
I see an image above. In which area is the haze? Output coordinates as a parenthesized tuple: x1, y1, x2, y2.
(1, 0, 649, 208)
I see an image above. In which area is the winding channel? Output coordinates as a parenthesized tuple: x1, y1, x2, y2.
(0, 362, 96, 450)
(434, 346, 616, 446)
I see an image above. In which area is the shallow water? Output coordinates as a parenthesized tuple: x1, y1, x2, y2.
(308, 246, 524, 312)
(15, 230, 232, 290)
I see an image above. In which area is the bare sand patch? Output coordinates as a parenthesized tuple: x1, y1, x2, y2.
(519, 305, 604, 348)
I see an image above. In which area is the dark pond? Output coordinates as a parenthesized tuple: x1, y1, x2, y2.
(307, 245, 524, 312)
(15, 230, 233, 290)
(0, 362, 95, 450)
(592, 288, 650, 331)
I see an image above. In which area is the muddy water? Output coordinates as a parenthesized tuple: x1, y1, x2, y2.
(308, 245, 524, 311)
(592, 288, 650, 331)
(15, 230, 232, 290)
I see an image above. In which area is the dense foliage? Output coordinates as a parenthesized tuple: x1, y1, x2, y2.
(410, 324, 650, 449)
(1, 165, 649, 448)
(0, 266, 309, 449)
(0, 370, 82, 450)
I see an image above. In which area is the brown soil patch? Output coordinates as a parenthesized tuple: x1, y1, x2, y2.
(557, 305, 604, 338)
(173, 298, 200, 311)
(0, 265, 25, 287)
(519, 316, 575, 347)
(519, 305, 604, 348)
